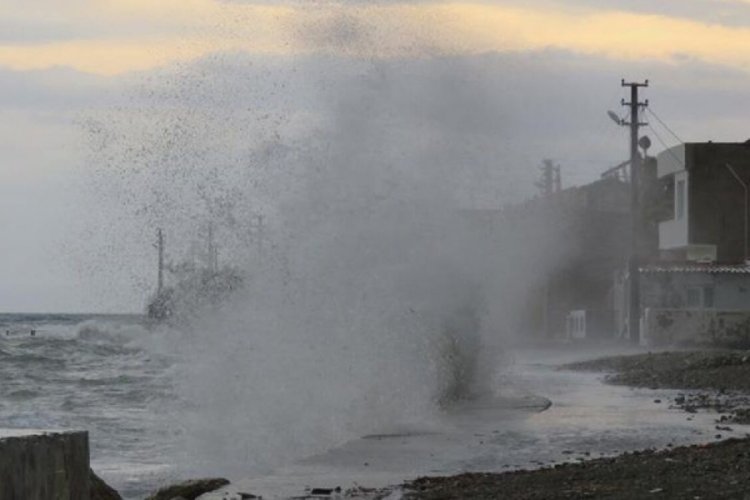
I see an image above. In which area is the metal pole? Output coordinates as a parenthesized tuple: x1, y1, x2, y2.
(622, 79, 648, 344)
(725, 163, 748, 263)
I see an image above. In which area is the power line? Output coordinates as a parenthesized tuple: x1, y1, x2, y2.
(647, 123, 686, 169)
(647, 108, 684, 145)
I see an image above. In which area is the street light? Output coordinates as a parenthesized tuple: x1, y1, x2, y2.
(607, 110, 623, 126)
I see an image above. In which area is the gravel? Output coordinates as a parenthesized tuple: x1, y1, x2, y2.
(404, 438, 750, 499)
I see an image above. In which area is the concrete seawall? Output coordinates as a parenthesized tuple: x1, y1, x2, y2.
(0, 429, 89, 500)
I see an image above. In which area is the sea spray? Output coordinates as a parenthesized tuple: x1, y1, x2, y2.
(171, 189, 507, 476)
(80, 53, 567, 478)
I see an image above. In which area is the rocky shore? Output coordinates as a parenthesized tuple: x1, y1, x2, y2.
(404, 437, 750, 499)
(402, 350, 750, 499)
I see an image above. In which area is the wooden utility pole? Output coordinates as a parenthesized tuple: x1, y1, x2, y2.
(622, 79, 648, 344)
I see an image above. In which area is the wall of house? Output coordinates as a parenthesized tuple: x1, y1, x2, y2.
(688, 143, 750, 264)
(502, 177, 633, 337)
(643, 308, 750, 347)
(641, 272, 750, 310)
(641, 272, 706, 309)
(656, 144, 686, 178)
(714, 274, 750, 309)
(655, 143, 750, 263)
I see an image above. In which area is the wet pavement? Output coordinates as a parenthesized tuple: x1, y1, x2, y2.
(200, 345, 748, 500)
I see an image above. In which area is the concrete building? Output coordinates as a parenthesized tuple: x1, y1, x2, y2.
(616, 142, 750, 346)
(633, 262, 750, 346)
(503, 166, 661, 339)
(657, 142, 750, 264)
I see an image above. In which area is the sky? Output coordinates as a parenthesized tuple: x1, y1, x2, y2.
(2, 0, 750, 313)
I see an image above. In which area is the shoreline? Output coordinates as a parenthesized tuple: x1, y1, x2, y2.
(402, 436, 750, 499)
(192, 347, 745, 500)
(399, 349, 750, 499)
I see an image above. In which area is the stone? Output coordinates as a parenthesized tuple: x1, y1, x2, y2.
(145, 478, 230, 500)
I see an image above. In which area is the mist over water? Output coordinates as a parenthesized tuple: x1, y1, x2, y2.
(81, 48, 567, 479)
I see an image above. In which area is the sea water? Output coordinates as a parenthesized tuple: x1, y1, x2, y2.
(2, 313, 737, 500)
(0, 313, 178, 499)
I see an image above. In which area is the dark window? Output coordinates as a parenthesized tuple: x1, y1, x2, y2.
(703, 287, 715, 308)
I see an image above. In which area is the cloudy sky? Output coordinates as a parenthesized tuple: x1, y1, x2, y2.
(2, 0, 750, 313)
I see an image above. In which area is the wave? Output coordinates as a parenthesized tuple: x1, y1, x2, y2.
(76, 319, 150, 345)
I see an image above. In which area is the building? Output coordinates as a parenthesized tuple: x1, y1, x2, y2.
(503, 161, 662, 339)
(657, 142, 750, 264)
(616, 142, 750, 346)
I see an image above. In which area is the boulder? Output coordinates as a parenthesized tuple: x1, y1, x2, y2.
(89, 469, 122, 500)
(146, 478, 230, 500)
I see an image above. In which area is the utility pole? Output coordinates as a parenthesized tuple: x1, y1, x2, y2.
(156, 228, 165, 294)
(207, 222, 218, 273)
(622, 79, 649, 344)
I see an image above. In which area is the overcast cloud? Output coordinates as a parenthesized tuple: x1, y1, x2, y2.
(2, 1, 750, 312)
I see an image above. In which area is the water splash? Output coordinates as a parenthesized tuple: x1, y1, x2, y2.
(79, 50, 568, 478)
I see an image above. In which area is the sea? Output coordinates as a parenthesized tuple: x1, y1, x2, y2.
(0, 313, 179, 499)
(1, 313, 735, 500)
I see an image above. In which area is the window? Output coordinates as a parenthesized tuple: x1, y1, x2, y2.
(686, 286, 714, 308)
(703, 287, 715, 308)
(687, 288, 701, 308)
(676, 179, 686, 219)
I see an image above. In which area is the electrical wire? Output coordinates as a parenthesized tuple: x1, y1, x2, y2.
(647, 123, 686, 169)
(647, 108, 685, 145)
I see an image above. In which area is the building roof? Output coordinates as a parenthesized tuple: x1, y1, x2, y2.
(640, 263, 750, 274)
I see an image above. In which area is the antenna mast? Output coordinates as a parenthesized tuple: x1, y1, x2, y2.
(156, 228, 165, 294)
(207, 223, 218, 273)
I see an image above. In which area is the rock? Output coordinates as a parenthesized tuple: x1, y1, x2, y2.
(145, 478, 230, 500)
(90, 469, 122, 500)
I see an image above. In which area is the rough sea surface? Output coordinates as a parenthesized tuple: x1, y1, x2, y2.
(1, 315, 736, 500)
(0, 313, 179, 499)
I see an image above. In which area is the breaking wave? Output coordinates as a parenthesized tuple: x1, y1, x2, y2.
(80, 53, 541, 480)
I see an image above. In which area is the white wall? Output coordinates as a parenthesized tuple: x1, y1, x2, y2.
(643, 308, 750, 347)
(659, 170, 689, 249)
(715, 275, 750, 309)
(656, 144, 686, 177)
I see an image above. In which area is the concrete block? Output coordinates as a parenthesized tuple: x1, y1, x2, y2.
(0, 429, 89, 500)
